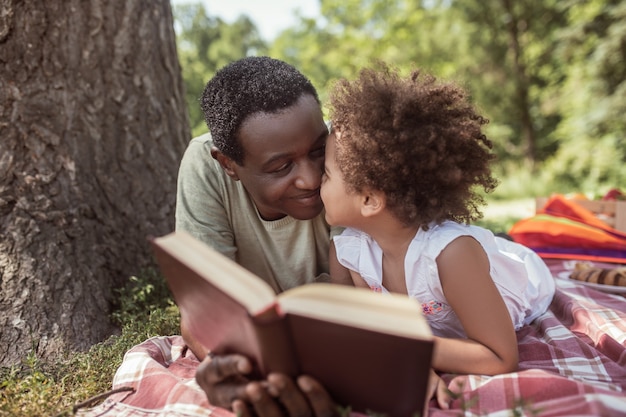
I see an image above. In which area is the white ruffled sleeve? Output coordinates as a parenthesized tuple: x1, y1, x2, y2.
(332, 227, 364, 273)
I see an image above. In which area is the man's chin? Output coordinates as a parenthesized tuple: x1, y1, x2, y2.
(288, 202, 324, 220)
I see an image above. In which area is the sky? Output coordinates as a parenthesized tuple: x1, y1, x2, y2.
(171, 0, 322, 41)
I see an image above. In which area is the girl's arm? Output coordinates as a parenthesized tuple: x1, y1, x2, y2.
(329, 241, 355, 286)
(432, 236, 518, 375)
(329, 242, 370, 289)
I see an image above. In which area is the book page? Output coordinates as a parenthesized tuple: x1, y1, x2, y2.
(278, 283, 432, 340)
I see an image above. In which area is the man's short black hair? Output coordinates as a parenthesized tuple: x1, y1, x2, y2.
(201, 56, 320, 164)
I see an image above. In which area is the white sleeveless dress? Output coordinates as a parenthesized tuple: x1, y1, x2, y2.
(333, 221, 556, 338)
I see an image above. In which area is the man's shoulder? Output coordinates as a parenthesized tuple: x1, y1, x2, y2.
(182, 132, 215, 166)
(189, 132, 213, 147)
(178, 132, 228, 190)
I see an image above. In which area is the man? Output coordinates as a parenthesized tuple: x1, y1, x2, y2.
(176, 56, 347, 417)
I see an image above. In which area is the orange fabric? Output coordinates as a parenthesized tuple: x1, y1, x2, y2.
(537, 194, 626, 238)
(510, 215, 626, 250)
(509, 194, 626, 264)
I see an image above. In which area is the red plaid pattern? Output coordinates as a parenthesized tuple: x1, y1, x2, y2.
(79, 260, 626, 417)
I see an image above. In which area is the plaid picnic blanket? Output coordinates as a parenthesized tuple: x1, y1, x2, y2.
(78, 261, 626, 417)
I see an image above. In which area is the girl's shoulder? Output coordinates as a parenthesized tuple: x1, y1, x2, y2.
(337, 227, 364, 239)
(421, 221, 473, 241)
(419, 221, 491, 256)
(333, 227, 373, 249)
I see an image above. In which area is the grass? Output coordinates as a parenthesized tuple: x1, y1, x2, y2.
(0, 199, 531, 417)
(0, 271, 180, 417)
(475, 197, 535, 234)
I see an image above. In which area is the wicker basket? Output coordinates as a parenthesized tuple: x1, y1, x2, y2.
(536, 197, 626, 233)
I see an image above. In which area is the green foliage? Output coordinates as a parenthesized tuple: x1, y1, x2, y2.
(110, 269, 175, 326)
(269, 1, 470, 112)
(546, 0, 626, 189)
(337, 404, 423, 417)
(173, 3, 267, 136)
(172, 0, 625, 195)
(0, 270, 179, 417)
(270, 0, 626, 193)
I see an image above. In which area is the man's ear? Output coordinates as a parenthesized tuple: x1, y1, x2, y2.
(211, 146, 240, 180)
(361, 189, 385, 217)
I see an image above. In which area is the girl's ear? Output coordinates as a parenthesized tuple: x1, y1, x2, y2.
(211, 146, 240, 180)
(361, 189, 385, 217)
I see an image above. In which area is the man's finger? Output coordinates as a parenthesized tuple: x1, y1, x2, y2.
(297, 376, 339, 417)
(197, 353, 252, 385)
(267, 373, 311, 417)
(247, 381, 284, 417)
(195, 353, 252, 408)
(232, 399, 254, 417)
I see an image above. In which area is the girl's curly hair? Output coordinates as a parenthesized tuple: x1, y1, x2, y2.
(328, 65, 498, 228)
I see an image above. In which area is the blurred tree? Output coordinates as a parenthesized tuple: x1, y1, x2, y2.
(270, 0, 470, 113)
(175, 0, 624, 194)
(272, 0, 574, 168)
(173, 3, 266, 136)
(269, 17, 343, 107)
(450, 0, 568, 170)
(543, 0, 626, 192)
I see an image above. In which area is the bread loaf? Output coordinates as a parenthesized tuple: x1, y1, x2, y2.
(569, 262, 626, 287)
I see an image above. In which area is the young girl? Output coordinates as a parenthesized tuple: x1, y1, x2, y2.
(321, 66, 556, 405)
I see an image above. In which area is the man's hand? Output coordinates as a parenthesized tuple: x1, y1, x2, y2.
(196, 353, 339, 417)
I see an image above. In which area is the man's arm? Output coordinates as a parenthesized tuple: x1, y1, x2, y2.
(180, 319, 208, 360)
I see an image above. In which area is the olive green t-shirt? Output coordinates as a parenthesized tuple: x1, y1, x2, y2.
(175, 134, 334, 293)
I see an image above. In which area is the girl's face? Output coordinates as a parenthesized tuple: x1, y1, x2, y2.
(320, 131, 362, 227)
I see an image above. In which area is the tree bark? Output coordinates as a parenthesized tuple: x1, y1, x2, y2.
(0, 0, 189, 365)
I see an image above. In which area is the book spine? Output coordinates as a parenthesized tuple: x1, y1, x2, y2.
(252, 305, 299, 377)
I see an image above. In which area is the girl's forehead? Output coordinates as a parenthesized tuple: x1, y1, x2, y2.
(325, 132, 338, 152)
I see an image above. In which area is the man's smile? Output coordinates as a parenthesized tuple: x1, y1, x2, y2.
(291, 189, 321, 204)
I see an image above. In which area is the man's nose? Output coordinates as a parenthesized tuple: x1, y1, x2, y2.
(294, 159, 322, 189)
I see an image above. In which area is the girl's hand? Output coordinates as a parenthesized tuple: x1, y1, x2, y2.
(428, 369, 451, 410)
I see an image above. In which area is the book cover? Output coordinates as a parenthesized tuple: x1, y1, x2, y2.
(151, 231, 434, 417)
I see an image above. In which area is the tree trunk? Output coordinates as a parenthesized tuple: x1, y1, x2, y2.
(0, 0, 189, 365)
(501, 0, 537, 169)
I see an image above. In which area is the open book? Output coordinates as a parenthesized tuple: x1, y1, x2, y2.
(151, 231, 434, 417)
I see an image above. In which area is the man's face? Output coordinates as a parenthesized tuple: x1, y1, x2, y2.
(222, 94, 328, 221)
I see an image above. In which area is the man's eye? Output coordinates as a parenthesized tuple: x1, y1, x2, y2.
(272, 162, 291, 173)
(311, 146, 325, 157)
